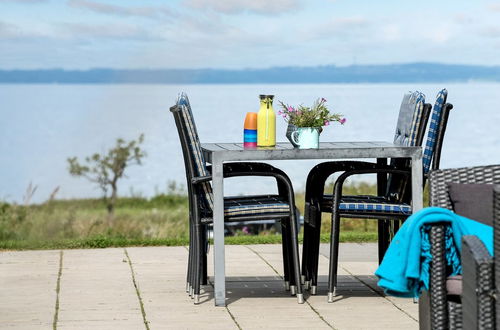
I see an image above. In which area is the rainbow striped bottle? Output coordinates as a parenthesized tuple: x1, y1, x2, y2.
(243, 112, 258, 148)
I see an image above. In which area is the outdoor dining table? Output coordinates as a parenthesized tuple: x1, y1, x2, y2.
(201, 141, 423, 306)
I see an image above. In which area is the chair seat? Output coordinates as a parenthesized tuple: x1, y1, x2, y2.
(320, 195, 412, 215)
(224, 195, 290, 217)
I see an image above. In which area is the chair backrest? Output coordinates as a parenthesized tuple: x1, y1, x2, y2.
(170, 93, 214, 210)
(388, 89, 454, 202)
(423, 88, 451, 175)
(494, 185, 500, 328)
(392, 91, 427, 148)
(429, 164, 500, 209)
(387, 91, 429, 200)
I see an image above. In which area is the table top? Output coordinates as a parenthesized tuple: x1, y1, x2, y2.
(201, 142, 421, 162)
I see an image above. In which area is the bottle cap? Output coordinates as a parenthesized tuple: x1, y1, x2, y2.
(259, 94, 267, 100)
(244, 112, 258, 129)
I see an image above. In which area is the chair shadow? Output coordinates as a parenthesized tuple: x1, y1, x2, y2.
(196, 274, 385, 305)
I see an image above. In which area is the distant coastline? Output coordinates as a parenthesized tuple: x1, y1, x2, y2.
(2, 63, 500, 84)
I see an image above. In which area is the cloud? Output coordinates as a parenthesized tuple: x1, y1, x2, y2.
(481, 25, 500, 38)
(303, 16, 370, 41)
(488, 3, 500, 12)
(0, 21, 51, 39)
(0, 0, 47, 3)
(68, 0, 174, 20)
(183, 0, 301, 15)
(57, 22, 158, 41)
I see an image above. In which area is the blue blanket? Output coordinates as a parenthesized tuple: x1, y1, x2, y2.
(375, 207, 493, 298)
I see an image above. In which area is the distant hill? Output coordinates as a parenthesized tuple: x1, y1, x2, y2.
(1, 63, 500, 84)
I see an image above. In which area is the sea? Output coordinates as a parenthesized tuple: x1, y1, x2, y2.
(1, 83, 499, 204)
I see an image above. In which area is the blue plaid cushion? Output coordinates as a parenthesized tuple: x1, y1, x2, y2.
(422, 89, 447, 174)
(321, 195, 412, 215)
(177, 93, 214, 209)
(224, 196, 290, 217)
(339, 202, 411, 215)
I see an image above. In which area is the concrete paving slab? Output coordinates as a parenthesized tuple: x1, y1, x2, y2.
(0, 250, 60, 329)
(57, 248, 144, 329)
(1, 243, 420, 330)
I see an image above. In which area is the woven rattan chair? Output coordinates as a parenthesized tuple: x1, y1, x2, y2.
(419, 165, 500, 330)
(302, 89, 453, 301)
(170, 93, 303, 304)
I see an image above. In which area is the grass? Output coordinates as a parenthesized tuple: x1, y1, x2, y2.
(0, 181, 427, 251)
(0, 232, 377, 251)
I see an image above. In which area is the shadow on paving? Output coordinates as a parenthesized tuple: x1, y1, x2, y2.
(194, 274, 383, 305)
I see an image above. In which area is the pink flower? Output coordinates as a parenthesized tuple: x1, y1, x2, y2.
(287, 106, 294, 112)
(278, 110, 282, 115)
(297, 111, 302, 116)
(340, 118, 346, 125)
(324, 121, 330, 126)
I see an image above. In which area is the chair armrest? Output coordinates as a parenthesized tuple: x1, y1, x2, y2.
(331, 166, 411, 205)
(201, 162, 295, 200)
(191, 175, 212, 184)
(305, 160, 391, 201)
(461, 235, 494, 330)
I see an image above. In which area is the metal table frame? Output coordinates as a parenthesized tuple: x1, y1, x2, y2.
(201, 141, 423, 306)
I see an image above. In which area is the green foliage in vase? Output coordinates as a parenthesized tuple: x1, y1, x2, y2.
(278, 98, 346, 128)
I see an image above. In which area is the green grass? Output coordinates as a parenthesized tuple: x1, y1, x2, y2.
(1, 181, 422, 250)
(0, 231, 377, 251)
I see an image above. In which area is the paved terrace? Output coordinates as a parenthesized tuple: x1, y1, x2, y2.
(1, 243, 418, 329)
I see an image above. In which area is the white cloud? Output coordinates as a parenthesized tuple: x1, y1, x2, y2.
(0, 0, 46, 3)
(482, 25, 500, 38)
(68, 0, 174, 20)
(183, 0, 301, 15)
(57, 22, 161, 41)
(302, 16, 370, 41)
(488, 3, 500, 12)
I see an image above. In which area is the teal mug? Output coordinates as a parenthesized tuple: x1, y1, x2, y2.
(291, 127, 320, 149)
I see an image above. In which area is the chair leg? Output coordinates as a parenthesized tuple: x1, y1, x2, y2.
(327, 210, 341, 303)
(199, 224, 208, 286)
(187, 221, 193, 294)
(301, 218, 310, 288)
(310, 214, 322, 295)
(288, 214, 304, 304)
(377, 219, 388, 264)
(281, 221, 291, 290)
(193, 223, 202, 304)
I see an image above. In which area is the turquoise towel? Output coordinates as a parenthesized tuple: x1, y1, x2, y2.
(375, 207, 493, 298)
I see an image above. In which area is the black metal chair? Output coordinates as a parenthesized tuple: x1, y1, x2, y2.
(301, 89, 453, 301)
(419, 165, 500, 330)
(170, 93, 303, 304)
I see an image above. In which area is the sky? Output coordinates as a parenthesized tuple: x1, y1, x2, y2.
(1, 0, 500, 69)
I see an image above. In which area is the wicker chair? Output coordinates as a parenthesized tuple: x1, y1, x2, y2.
(419, 165, 500, 329)
(302, 89, 453, 301)
(170, 93, 304, 304)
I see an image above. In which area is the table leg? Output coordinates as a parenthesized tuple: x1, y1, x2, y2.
(376, 158, 389, 264)
(212, 155, 226, 306)
(411, 153, 424, 212)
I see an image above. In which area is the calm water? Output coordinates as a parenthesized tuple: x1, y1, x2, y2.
(1, 83, 500, 203)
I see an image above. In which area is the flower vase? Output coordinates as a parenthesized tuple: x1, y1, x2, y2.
(286, 123, 299, 147)
(291, 127, 320, 149)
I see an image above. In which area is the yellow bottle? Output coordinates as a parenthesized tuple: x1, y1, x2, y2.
(257, 94, 276, 147)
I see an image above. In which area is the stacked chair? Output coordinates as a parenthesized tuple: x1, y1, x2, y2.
(301, 89, 453, 302)
(419, 165, 500, 329)
(170, 93, 304, 304)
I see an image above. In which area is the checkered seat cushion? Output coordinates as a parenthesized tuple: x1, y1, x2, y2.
(320, 195, 412, 215)
(224, 195, 290, 218)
